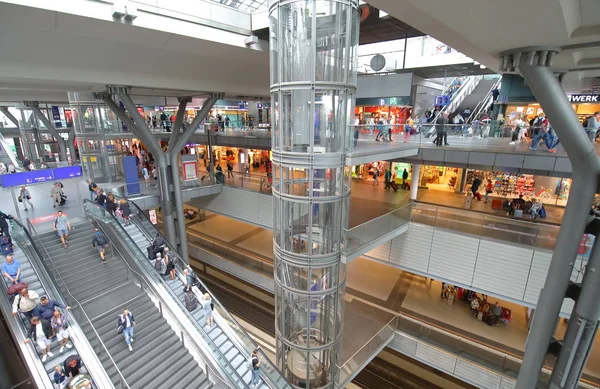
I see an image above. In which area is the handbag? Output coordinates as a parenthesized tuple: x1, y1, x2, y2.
(17, 196, 22, 202)
(117, 324, 124, 334)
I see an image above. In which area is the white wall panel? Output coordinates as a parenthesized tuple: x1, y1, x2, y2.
(472, 240, 533, 301)
(389, 224, 433, 273)
(428, 230, 479, 285)
(191, 186, 273, 229)
(356, 73, 413, 98)
(523, 250, 552, 305)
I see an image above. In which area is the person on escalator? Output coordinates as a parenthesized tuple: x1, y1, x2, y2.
(54, 365, 67, 389)
(51, 309, 72, 353)
(24, 316, 54, 362)
(33, 295, 71, 320)
(0, 210, 14, 238)
(202, 293, 214, 328)
(250, 349, 263, 388)
(120, 199, 132, 225)
(163, 247, 177, 280)
(95, 189, 107, 208)
(63, 354, 83, 378)
(92, 227, 109, 264)
(105, 193, 117, 215)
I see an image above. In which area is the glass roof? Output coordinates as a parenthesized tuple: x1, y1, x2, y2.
(213, 0, 269, 13)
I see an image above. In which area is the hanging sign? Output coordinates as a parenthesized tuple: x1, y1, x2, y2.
(182, 155, 198, 181)
(51, 106, 62, 128)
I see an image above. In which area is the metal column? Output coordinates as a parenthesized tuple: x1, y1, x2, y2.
(102, 92, 177, 246)
(0, 106, 20, 128)
(498, 49, 600, 388)
(549, 233, 600, 389)
(409, 164, 421, 200)
(27, 102, 68, 163)
(168, 94, 219, 262)
(270, 1, 359, 388)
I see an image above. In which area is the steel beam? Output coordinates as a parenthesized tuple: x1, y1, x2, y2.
(511, 56, 600, 388)
(168, 94, 219, 262)
(0, 106, 19, 128)
(103, 93, 176, 246)
(550, 234, 600, 389)
(26, 102, 68, 163)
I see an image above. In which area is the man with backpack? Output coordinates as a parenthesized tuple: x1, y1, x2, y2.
(92, 227, 109, 264)
(250, 349, 263, 388)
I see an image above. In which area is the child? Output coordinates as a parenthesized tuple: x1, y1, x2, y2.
(54, 365, 67, 389)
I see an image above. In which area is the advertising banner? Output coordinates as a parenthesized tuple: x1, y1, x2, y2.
(181, 155, 198, 181)
(0, 169, 54, 187)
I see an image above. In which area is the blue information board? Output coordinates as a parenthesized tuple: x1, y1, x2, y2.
(0, 169, 54, 187)
(53, 166, 83, 180)
(123, 156, 141, 195)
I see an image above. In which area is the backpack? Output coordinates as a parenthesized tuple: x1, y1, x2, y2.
(154, 258, 163, 271)
(170, 255, 178, 266)
(7, 282, 27, 296)
(68, 373, 92, 389)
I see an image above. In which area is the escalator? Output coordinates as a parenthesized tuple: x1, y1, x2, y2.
(0, 131, 19, 169)
(1, 220, 114, 388)
(26, 219, 213, 389)
(82, 199, 291, 389)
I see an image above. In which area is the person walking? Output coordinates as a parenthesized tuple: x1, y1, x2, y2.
(202, 293, 214, 328)
(19, 186, 34, 211)
(24, 316, 54, 362)
(484, 179, 493, 203)
(435, 113, 449, 146)
(117, 308, 135, 352)
(53, 210, 71, 249)
(586, 111, 600, 143)
(402, 169, 409, 188)
(142, 166, 150, 185)
(51, 310, 72, 353)
(92, 227, 109, 264)
(372, 167, 380, 186)
(50, 183, 63, 208)
(404, 116, 414, 143)
(250, 349, 263, 388)
(384, 168, 392, 190)
(226, 162, 234, 179)
(0, 210, 14, 238)
(87, 179, 98, 201)
(471, 175, 482, 201)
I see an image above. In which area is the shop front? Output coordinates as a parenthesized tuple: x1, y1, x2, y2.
(355, 97, 412, 130)
(417, 165, 463, 192)
(462, 168, 571, 207)
(350, 160, 391, 181)
(567, 94, 600, 124)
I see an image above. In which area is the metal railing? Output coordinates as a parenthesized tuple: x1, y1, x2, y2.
(25, 219, 130, 389)
(106, 198, 291, 389)
(467, 76, 503, 123)
(83, 200, 284, 389)
(2, 219, 115, 389)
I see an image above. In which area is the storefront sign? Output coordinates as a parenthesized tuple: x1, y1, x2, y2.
(355, 96, 411, 107)
(51, 106, 62, 128)
(0, 169, 54, 187)
(149, 209, 157, 225)
(568, 94, 600, 103)
(52, 166, 83, 180)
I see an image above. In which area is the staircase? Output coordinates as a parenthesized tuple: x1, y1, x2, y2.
(2, 242, 79, 382)
(82, 197, 290, 389)
(119, 220, 272, 389)
(37, 222, 213, 389)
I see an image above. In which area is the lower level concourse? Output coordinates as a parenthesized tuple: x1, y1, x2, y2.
(174, 206, 598, 387)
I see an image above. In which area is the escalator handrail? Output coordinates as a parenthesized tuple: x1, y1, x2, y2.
(12, 219, 116, 389)
(25, 219, 130, 389)
(466, 76, 502, 123)
(82, 200, 247, 389)
(5, 219, 113, 389)
(99, 198, 290, 389)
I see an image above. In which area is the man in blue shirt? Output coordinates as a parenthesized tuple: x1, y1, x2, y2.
(33, 296, 71, 320)
(2, 254, 21, 284)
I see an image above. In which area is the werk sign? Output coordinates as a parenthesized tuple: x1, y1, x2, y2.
(568, 94, 600, 103)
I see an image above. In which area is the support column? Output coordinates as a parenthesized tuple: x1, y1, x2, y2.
(168, 94, 219, 261)
(67, 130, 77, 163)
(549, 235, 600, 389)
(26, 102, 68, 162)
(270, 1, 359, 388)
(0, 107, 19, 128)
(101, 91, 177, 246)
(410, 164, 421, 200)
(497, 48, 600, 389)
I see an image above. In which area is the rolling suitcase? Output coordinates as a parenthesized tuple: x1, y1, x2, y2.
(390, 181, 398, 192)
